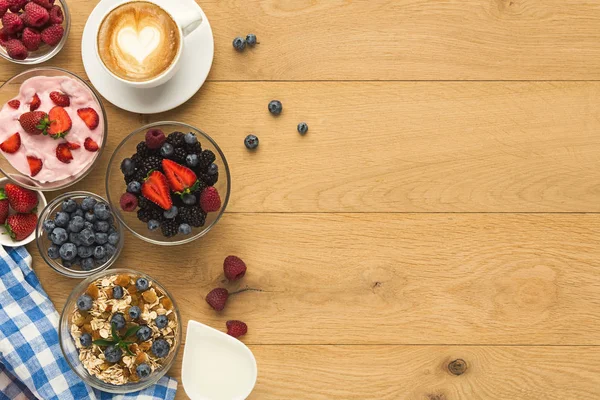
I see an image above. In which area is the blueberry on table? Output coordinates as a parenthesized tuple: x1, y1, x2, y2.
(136, 363, 151, 379)
(147, 220, 160, 231)
(246, 33, 257, 46)
(268, 100, 282, 115)
(297, 122, 308, 135)
(108, 232, 120, 245)
(104, 345, 122, 363)
(244, 135, 259, 150)
(128, 306, 141, 320)
(233, 36, 246, 51)
(54, 212, 70, 227)
(68, 216, 84, 233)
(136, 325, 152, 341)
(47, 245, 60, 259)
(155, 314, 168, 329)
(136, 278, 149, 292)
(62, 198, 77, 213)
(81, 196, 97, 211)
(110, 312, 126, 330)
(59, 243, 77, 261)
(152, 339, 170, 358)
(80, 333, 92, 348)
(77, 294, 93, 311)
(50, 227, 68, 245)
(81, 258, 95, 271)
(120, 158, 136, 177)
(43, 220, 55, 233)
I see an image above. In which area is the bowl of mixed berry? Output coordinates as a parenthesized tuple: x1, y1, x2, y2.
(106, 122, 230, 246)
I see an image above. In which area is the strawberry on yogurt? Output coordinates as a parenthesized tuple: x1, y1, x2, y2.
(0, 76, 104, 183)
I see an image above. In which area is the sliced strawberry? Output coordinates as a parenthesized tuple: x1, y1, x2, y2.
(49, 91, 69, 107)
(77, 108, 99, 130)
(66, 141, 80, 150)
(29, 93, 40, 111)
(26, 156, 42, 177)
(162, 159, 198, 193)
(84, 137, 99, 152)
(19, 111, 48, 135)
(47, 106, 71, 138)
(7, 99, 20, 109)
(56, 143, 73, 164)
(141, 171, 173, 210)
(0, 132, 21, 153)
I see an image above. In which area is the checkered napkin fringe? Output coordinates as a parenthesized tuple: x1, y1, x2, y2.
(0, 246, 178, 400)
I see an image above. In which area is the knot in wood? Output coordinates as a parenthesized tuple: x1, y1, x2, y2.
(448, 359, 467, 376)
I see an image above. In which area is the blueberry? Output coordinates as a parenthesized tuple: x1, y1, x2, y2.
(244, 135, 259, 150)
(62, 258, 79, 269)
(80, 333, 92, 347)
(71, 209, 84, 218)
(84, 212, 96, 223)
(152, 339, 170, 358)
(95, 255, 110, 266)
(184, 132, 197, 145)
(108, 232, 120, 245)
(77, 246, 93, 258)
(120, 158, 136, 177)
(128, 306, 141, 320)
(69, 232, 82, 246)
(81, 196, 97, 211)
(246, 33, 257, 46)
(112, 285, 124, 299)
(62, 198, 78, 213)
(148, 220, 160, 231)
(155, 315, 168, 329)
(68, 216, 85, 233)
(136, 278, 149, 292)
(94, 221, 110, 233)
(178, 223, 192, 235)
(160, 143, 173, 157)
(81, 258, 95, 271)
(84, 221, 94, 231)
(59, 243, 77, 261)
(47, 245, 60, 259)
(185, 154, 198, 167)
(50, 228, 68, 245)
(233, 36, 246, 51)
(95, 232, 108, 245)
(54, 212, 70, 227)
(297, 122, 308, 135)
(136, 363, 151, 379)
(103, 243, 117, 257)
(182, 194, 196, 206)
(79, 229, 95, 246)
(163, 206, 178, 219)
(93, 203, 111, 221)
(77, 294, 93, 311)
(104, 345, 122, 363)
(127, 181, 141, 194)
(110, 312, 126, 330)
(136, 325, 152, 341)
(43, 220, 56, 233)
(207, 163, 218, 175)
(93, 246, 106, 259)
(268, 100, 282, 115)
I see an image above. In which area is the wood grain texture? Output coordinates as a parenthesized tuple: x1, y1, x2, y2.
(30, 213, 600, 345)
(3, 0, 600, 81)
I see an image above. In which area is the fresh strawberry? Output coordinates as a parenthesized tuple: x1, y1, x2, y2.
(226, 320, 248, 338)
(40, 23, 63, 46)
(23, 2, 49, 27)
(0, 189, 8, 224)
(55, 142, 72, 163)
(83, 137, 98, 152)
(199, 186, 221, 212)
(205, 288, 229, 311)
(7, 99, 19, 109)
(26, 156, 42, 177)
(32, 0, 54, 10)
(47, 106, 71, 138)
(5, 39, 27, 60)
(19, 111, 48, 135)
(2, 12, 24, 33)
(28, 92, 40, 111)
(0, 0, 8, 18)
(141, 171, 172, 210)
(49, 91, 69, 107)
(0, 132, 21, 153)
(5, 212, 37, 241)
(223, 255, 247, 281)
(66, 141, 80, 150)
(161, 159, 198, 193)
(48, 4, 62, 24)
(4, 183, 38, 213)
(77, 108, 99, 130)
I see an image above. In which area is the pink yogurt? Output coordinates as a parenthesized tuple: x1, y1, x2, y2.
(0, 76, 104, 183)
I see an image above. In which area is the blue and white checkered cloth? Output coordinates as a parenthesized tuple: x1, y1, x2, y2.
(0, 246, 178, 400)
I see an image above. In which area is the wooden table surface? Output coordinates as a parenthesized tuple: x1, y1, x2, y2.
(3, 0, 599, 398)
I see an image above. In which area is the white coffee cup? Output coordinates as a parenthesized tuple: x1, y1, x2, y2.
(95, 0, 203, 89)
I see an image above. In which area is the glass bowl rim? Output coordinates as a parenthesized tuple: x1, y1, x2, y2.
(105, 121, 231, 246)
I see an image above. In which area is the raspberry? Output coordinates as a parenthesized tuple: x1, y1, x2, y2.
(5, 39, 27, 59)
(223, 256, 247, 281)
(120, 192, 138, 212)
(2, 12, 24, 34)
(48, 4, 62, 24)
(41, 24, 63, 46)
(21, 27, 40, 51)
(178, 206, 206, 227)
(0, 0, 8, 18)
(226, 320, 248, 338)
(199, 187, 221, 213)
(145, 129, 166, 149)
(166, 131, 185, 148)
(0, 27, 16, 46)
(32, 0, 54, 9)
(7, 0, 25, 13)
(205, 288, 228, 311)
(23, 2, 49, 27)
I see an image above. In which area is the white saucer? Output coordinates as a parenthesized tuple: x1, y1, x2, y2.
(81, 0, 214, 114)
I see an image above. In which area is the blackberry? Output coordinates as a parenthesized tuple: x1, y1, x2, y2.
(133, 169, 147, 183)
(179, 206, 206, 227)
(186, 141, 202, 154)
(136, 142, 151, 158)
(142, 155, 162, 173)
(199, 150, 216, 171)
(138, 197, 152, 210)
(171, 148, 187, 164)
(131, 153, 142, 165)
(166, 131, 185, 148)
(137, 207, 163, 223)
(198, 172, 218, 186)
(161, 219, 179, 237)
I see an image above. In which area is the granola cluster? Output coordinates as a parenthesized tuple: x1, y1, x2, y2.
(70, 273, 178, 385)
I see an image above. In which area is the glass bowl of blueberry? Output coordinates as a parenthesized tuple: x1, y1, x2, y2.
(36, 191, 124, 277)
(105, 121, 231, 246)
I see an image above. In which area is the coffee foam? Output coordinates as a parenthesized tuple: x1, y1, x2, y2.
(98, 1, 180, 82)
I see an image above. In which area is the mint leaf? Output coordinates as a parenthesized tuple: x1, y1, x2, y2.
(123, 325, 141, 339)
(93, 339, 116, 347)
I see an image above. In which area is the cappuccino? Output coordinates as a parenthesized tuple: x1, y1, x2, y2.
(97, 1, 180, 82)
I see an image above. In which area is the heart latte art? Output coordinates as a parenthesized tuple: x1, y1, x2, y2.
(98, 2, 180, 82)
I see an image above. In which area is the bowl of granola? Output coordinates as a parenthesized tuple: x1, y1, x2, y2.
(59, 269, 181, 393)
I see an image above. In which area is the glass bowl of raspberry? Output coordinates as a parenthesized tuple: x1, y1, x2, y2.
(106, 122, 231, 246)
(0, 0, 70, 64)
